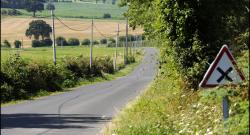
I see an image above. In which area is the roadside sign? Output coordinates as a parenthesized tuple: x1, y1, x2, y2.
(199, 45, 245, 88)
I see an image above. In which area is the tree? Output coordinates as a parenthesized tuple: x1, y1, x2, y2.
(46, 2, 55, 10)
(56, 36, 68, 46)
(67, 38, 80, 46)
(14, 40, 22, 48)
(81, 39, 90, 45)
(25, 0, 45, 17)
(100, 38, 107, 44)
(121, 0, 249, 89)
(26, 20, 52, 40)
(2, 40, 11, 48)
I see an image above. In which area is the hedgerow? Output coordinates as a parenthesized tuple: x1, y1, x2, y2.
(1, 54, 136, 103)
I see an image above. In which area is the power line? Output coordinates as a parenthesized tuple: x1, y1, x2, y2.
(54, 16, 91, 32)
(93, 24, 115, 39)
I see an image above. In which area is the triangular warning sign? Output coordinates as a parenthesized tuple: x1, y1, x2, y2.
(199, 45, 245, 88)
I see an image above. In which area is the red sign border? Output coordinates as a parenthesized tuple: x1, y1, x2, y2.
(199, 45, 245, 88)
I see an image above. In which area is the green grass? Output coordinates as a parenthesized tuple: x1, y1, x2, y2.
(1, 50, 143, 107)
(1, 2, 127, 19)
(103, 49, 249, 135)
(1, 46, 124, 63)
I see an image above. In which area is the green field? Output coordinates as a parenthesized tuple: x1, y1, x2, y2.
(1, 2, 127, 19)
(1, 46, 125, 63)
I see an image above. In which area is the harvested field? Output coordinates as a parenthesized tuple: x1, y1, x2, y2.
(1, 17, 143, 48)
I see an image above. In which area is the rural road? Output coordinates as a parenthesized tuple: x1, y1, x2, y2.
(1, 48, 158, 135)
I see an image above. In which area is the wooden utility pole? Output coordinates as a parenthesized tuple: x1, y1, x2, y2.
(90, 18, 94, 69)
(51, 5, 56, 65)
(125, 0, 128, 65)
(114, 23, 120, 70)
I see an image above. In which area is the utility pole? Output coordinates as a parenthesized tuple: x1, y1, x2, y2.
(90, 18, 94, 69)
(51, 3, 56, 65)
(114, 23, 120, 70)
(21, 37, 23, 49)
(125, 0, 128, 65)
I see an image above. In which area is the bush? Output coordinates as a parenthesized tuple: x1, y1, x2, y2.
(32, 39, 52, 47)
(67, 38, 80, 46)
(56, 36, 67, 46)
(96, 56, 114, 74)
(93, 40, 99, 45)
(32, 40, 41, 47)
(100, 38, 107, 44)
(2, 40, 11, 48)
(103, 13, 111, 19)
(126, 55, 136, 64)
(1, 9, 22, 16)
(41, 38, 53, 46)
(14, 40, 22, 48)
(81, 39, 90, 45)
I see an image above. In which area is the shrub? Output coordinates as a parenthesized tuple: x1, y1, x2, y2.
(67, 38, 80, 46)
(126, 55, 136, 64)
(81, 39, 90, 45)
(100, 38, 107, 44)
(103, 13, 111, 19)
(41, 38, 53, 46)
(56, 36, 67, 46)
(2, 40, 11, 48)
(32, 40, 41, 47)
(93, 40, 99, 45)
(96, 56, 114, 74)
(14, 40, 22, 48)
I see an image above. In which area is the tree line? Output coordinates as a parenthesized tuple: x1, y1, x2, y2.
(1, 0, 47, 17)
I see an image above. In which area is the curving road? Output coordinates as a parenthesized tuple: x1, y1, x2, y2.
(1, 48, 158, 135)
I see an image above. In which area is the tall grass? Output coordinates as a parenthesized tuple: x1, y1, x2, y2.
(103, 49, 249, 135)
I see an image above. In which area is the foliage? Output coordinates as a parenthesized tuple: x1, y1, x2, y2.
(32, 39, 52, 47)
(67, 38, 80, 46)
(122, 0, 249, 89)
(25, 0, 45, 17)
(1, 40, 11, 48)
(1, 54, 123, 103)
(14, 40, 22, 48)
(100, 38, 107, 44)
(1, 9, 22, 16)
(81, 39, 91, 45)
(1, 1, 127, 19)
(46, 2, 55, 10)
(93, 40, 99, 45)
(104, 48, 249, 135)
(103, 13, 111, 18)
(26, 20, 52, 40)
(56, 36, 68, 46)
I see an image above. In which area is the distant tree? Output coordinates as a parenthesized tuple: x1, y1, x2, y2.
(2, 40, 11, 48)
(25, 20, 52, 40)
(102, 0, 106, 4)
(112, 0, 116, 5)
(56, 36, 68, 46)
(93, 40, 99, 45)
(100, 38, 107, 44)
(46, 2, 55, 10)
(14, 40, 22, 48)
(25, 0, 45, 17)
(81, 39, 90, 45)
(103, 13, 111, 18)
(68, 38, 80, 46)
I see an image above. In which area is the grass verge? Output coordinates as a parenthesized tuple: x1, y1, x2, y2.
(1, 51, 143, 107)
(103, 49, 249, 135)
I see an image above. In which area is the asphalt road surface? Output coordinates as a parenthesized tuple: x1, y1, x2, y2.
(1, 48, 158, 135)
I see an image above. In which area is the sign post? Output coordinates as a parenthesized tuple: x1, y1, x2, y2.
(199, 44, 245, 121)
